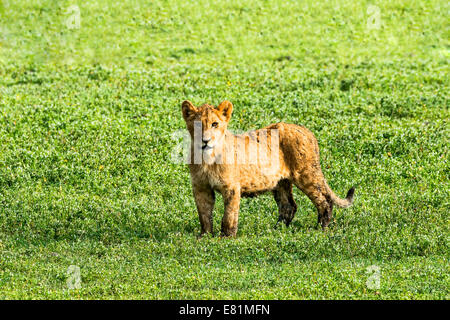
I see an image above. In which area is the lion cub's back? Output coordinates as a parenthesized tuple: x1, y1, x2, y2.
(266, 122, 320, 168)
(263, 122, 317, 146)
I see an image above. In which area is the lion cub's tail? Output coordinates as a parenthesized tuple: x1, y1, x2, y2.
(326, 185, 355, 208)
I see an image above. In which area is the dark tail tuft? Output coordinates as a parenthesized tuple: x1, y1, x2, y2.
(325, 183, 355, 208)
(346, 187, 355, 202)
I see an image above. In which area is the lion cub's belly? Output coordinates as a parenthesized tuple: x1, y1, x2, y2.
(238, 164, 287, 194)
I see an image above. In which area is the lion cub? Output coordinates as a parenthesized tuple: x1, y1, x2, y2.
(182, 100, 354, 237)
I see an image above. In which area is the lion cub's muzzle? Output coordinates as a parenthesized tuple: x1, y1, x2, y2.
(202, 138, 213, 151)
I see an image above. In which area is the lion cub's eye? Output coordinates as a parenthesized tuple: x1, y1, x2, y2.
(212, 122, 219, 128)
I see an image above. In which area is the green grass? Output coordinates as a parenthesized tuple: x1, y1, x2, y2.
(0, 0, 448, 299)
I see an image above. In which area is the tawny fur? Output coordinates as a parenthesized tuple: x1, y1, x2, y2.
(182, 100, 355, 237)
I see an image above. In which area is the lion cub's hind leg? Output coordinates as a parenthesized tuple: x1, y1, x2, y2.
(273, 179, 298, 227)
(293, 175, 333, 230)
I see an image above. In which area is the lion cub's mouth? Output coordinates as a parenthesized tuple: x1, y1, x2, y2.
(202, 144, 213, 151)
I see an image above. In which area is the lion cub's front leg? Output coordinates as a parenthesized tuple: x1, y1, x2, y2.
(193, 184, 215, 237)
(220, 187, 241, 237)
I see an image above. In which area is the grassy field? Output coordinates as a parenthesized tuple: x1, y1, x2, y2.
(0, 0, 448, 299)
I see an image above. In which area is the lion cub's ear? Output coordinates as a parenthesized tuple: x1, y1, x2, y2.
(182, 100, 197, 120)
(217, 100, 233, 122)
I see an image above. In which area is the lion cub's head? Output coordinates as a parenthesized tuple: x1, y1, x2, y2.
(182, 100, 233, 160)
